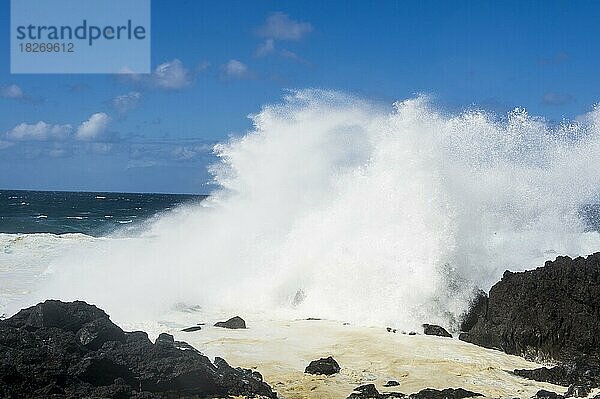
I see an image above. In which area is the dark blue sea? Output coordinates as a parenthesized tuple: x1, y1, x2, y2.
(0, 190, 205, 236)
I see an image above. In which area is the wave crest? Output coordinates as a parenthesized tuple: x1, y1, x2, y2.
(23, 90, 600, 328)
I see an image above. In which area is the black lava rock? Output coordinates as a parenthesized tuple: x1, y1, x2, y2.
(346, 384, 404, 399)
(181, 325, 203, 332)
(384, 380, 400, 387)
(409, 388, 483, 399)
(459, 289, 488, 333)
(0, 300, 277, 399)
(422, 324, 452, 338)
(154, 332, 175, 346)
(459, 253, 600, 362)
(514, 358, 600, 395)
(532, 390, 564, 399)
(76, 317, 126, 350)
(345, 385, 482, 399)
(565, 384, 591, 398)
(304, 356, 341, 375)
(214, 316, 246, 329)
(4, 299, 108, 332)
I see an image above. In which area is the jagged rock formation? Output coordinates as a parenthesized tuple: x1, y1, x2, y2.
(459, 253, 600, 362)
(0, 300, 276, 398)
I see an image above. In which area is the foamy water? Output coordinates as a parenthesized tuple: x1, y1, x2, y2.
(3, 90, 600, 332)
(116, 307, 586, 399)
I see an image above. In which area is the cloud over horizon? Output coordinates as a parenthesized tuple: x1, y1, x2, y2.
(76, 113, 111, 141)
(3, 112, 112, 144)
(6, 121, 73, 141)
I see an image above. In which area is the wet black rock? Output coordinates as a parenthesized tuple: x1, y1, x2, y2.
(409, 388, 483, 399)
(174, 340, 200, 352)
(181, 325, 202, 332)
(349, 384, 383, 397)
(384, 380, 400, 387)
(514, 358, 600, 395)
(422, 324, 452, 338)
(346, 384, 404, 399)
(4, 299, 108, 331)
(76, 316, 126, 350)
(154, 332, 175, 346)
(304, 356, 341, 375)
(214, 315, 246, 329)
(459, 253, 600, 361)
(345, 385, 482, 399)
(532, 390, 564, 399)
(459, 289, 488, 333)
(0, 300, 277, 399)
(564, 384, 591, 398)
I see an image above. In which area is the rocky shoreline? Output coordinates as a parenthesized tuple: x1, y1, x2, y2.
(1, 253, 599, 398)
(459, 253, 600, 398)
(0, 300, 276, 398)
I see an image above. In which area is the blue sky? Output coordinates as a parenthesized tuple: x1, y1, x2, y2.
(1, 0, 599, 193)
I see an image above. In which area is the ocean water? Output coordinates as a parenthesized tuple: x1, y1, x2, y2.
(2, 90, 600, 331)
(0, 190, 204, 236)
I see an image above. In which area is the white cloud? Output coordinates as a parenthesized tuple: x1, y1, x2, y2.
(254, 13, 312, 63)
(6, 121, 72, 141)
(221, 60, 253, 80)
(120, 59, 193, 90)
(1, 84, 25, 99)
(255, 39, 275, 57)
(152, 59, 193, 89)
(4, 112, 113, 144)
(112, 91, 142, 113)
(76, 113, 111, 141)
(257, 12, 313, 40)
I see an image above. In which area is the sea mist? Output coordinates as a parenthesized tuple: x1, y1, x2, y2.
(26, 90, 600, 329)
